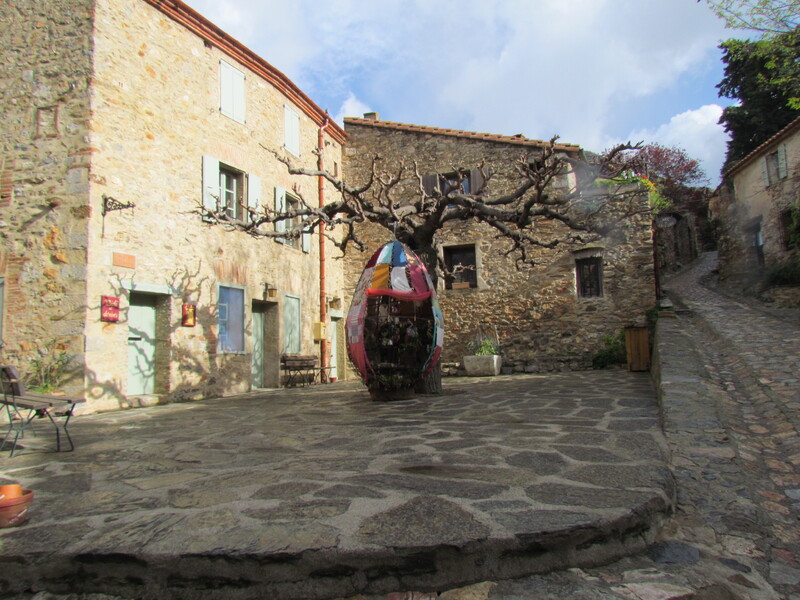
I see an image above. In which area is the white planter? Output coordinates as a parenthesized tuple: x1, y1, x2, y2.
(462, 355, 502, 377)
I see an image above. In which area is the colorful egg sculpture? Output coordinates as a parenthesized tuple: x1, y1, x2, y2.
(346, 241, 444, 395)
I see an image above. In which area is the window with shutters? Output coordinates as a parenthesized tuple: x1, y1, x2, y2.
(422, 168, 485, 196)
(220, 60, 245, 124)
(202, 156, 261, 224)
(444, 244, 478, 289)
(284, 105, 300, 157)
(763, 145, 788, 187)
(576, 257, 603, 298)
(273, 186, 311, 252)
(218, 285, 245, 353)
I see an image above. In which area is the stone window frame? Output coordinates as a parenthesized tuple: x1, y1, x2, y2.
(217, 283, 246, 354)
(573, 248, 604, 298)
(442, 243, 482, 291)
(219, 59, 246, 124)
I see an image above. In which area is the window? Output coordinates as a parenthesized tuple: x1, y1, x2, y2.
(220, 60, 245, 124)
(422, 168, 485, 196)
(202, 156, 261, 223)
(781, 206, 800, 249)
(274, 186, 310, 252)
(219, 166, 244, 221)
(763, 144, 788, 187)
(444, 244, 478, 289)
(576, 257, 603, 298)
(218, 285, 244, 352)
(284, 105, 300, 157)
(284, 294, 301, 354)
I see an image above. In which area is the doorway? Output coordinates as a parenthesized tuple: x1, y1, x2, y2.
(127, 293, 157, 395)
(251, 300, 280, 388)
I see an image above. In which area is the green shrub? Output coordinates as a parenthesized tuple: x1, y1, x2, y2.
(468, 337, 498, 356)
(591, 330, 626, 369)
(28, 342, 72, 393)
(766, 261, 800, 286)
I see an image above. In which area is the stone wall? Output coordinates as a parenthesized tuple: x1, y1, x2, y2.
(343, 119, 656, 373)
(1, 0, 349, 412)
(654, 212, 698, 274)
(0, 0, 95, 394)
(718, 125, 800, 291)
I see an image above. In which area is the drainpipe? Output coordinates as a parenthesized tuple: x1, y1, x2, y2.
(318, 118, 329, 378)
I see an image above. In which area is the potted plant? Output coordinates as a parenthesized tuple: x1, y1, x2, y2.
(462, 332, 502, 377)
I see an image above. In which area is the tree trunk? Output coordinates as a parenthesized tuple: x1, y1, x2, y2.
(413, 237, 443, 395)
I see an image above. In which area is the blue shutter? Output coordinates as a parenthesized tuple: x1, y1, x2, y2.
(202, 155, 220, 221)
(247, 174, 261, 223)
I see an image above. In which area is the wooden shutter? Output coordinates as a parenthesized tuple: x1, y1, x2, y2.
(274, 186, 286, 243)
(247, 173, 261, 222)
(469, 168, 484, 194)
(777, 144, 788, 180)
(422, 174, 439, 196)
(284, 105, 300, 156)
(220, 60, 245, 123)
(283, 295, 301, 354)
(761, 157, 770, 187)
(202, 155, 220, 221)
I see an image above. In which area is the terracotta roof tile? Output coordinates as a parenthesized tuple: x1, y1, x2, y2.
(724, 116, 800, 178)
(344, 117, 581, 153)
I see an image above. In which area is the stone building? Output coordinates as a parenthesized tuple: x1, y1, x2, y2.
(717, 117, 800, 299)
(0, 0, 349, 412)
(343, 115, 657, 372)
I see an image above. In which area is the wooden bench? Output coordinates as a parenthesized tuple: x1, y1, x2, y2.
(280, 354, 333, 387)
(1, 365, 84, 457)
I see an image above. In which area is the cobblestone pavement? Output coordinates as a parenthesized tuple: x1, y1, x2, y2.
(2, 370, 669, 599)
(446, 252, 800, 600)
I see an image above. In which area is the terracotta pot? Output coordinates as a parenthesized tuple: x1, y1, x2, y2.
(0, 488, 33, 528)
(0, 484, 23, 500)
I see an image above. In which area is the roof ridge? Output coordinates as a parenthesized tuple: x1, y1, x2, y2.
(343, 117, 581, 151)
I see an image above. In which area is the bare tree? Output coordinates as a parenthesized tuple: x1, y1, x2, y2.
(198, 137, 646, 393)
(200, 138, 644, 285)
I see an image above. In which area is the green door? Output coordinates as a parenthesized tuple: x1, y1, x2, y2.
(127, 293, 157, 395)
(251, 303, 265, 388)
(330, 317, 339, 380)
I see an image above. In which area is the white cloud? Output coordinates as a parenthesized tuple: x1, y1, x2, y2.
(626, 104, 730, 182)
(334, 92, 372, 126)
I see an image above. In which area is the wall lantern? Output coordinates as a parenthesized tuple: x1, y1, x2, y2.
(264, 283, 278, 299)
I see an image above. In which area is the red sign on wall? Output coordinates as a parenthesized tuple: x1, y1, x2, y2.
(101, 295, 120, 322)
(182, 303, 197, 327)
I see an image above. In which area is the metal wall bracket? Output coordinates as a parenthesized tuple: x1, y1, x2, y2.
(102, 195, 136, 217)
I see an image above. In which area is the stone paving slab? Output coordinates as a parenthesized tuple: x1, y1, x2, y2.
(0, 371, 672, 599)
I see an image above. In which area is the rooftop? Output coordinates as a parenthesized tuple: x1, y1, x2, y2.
(344, 114, 582, 153)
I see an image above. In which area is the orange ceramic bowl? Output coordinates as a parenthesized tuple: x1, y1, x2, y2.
(0, 489, 33, 528)
(0, 484, 23, 500)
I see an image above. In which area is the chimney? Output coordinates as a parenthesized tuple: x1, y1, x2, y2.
(363, 112, 379, 121)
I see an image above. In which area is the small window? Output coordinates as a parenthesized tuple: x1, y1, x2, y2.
(284, 105, 300, 157)
(220, 60, 245, 124)
(219, 166, 245, 221)
(444, 244, 478, 289)
(218, 285, 245, 352)
(576, 257, 603, 298)
(782, 207, 800, 249)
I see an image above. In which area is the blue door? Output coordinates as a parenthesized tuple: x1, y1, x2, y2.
(127, 293, 157, 395)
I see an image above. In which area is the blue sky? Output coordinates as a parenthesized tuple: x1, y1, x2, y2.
(183, 0, 739, 183)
